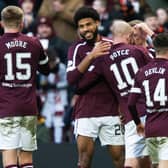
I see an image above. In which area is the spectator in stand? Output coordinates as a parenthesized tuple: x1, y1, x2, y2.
(144, 12, 164, 34)
(119, 0, 143, 22)
(38, 0, 84, 43)
(0, 0, 42, 16)
(36, 16, 70, 64)
(18, 0, 37, 36)
(119, 0, 152, 17)
(156, 8, 168, 31)
(92, 0, 112, 36)
(40, 48, 68, 144)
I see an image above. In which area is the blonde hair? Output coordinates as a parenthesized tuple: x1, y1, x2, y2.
(1, 5, 24, 28)
(111, 20, 132, 37)
(128, 19, 143, 27)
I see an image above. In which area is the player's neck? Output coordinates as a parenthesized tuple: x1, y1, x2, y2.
(112, 36, 128, 44)
(157, 54, 168, 60)
(96, 34, 101, 42)
(142, 41, 148, 47)
(4, 28, 20, 33)
(4, 25, 21, 34)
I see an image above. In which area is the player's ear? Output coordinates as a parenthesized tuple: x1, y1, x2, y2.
(19, 22, 24, 31)
(126, 32, 132, 43)
(77, 29, 82, 39)
(0, 21, 5, 28)
(96, 20, 100, 27)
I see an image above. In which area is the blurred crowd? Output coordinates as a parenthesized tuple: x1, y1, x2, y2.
(0, 0, 168, 144)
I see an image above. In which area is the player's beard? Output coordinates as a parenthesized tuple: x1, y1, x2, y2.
(80, 28, 98, 44)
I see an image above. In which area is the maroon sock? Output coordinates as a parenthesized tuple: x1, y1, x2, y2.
(124, 167, 133, 168)
(20, 163, 33, 168)
(5, 165, 19, 168)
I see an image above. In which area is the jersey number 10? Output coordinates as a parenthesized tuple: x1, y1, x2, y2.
(110, 57, 139, 90)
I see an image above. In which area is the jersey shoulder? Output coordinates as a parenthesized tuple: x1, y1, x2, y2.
(101, 36, 113, 43)
(68, 39, 87, 54)
(19, 34, 41, 47)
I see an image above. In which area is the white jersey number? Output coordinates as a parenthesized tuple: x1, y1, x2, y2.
(143, 78, 168, 107)
(4, 53, 31, 81)
(110, 57, 139, 90)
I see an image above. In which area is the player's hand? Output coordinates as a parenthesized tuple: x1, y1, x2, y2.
(134, 22, 154, 37)
(119, 113, 125, 125)
(89, 41, 111, 59)
(136, 123, 145, 137)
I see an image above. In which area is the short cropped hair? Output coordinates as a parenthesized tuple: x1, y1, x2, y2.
(73, 6, 100, 26)
(128, 19, 143, 27)
(153, 33, 168, 55)
(1, 5, 24, 28)
(111, 20, 132, 37)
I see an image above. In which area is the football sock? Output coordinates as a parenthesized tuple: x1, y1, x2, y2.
(20, 163, 34, 168)
(5, 165, 19, 168)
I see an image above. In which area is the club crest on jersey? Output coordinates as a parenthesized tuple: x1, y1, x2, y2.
(67, 60, 73, 67)
(88, 65, 95, 71)
(86, 52, 90, 55)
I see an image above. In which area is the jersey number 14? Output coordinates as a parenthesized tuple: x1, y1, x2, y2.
(143, 78, 167, 107)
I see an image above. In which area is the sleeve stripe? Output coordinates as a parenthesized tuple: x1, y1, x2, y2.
(67, 42, 86, 72)
(130, 87, 142, 93)
(148, 48, 155, 52)
(39, 56, 49, 65)
(67, 66, 76, 72)
(102, 37, 113, 43)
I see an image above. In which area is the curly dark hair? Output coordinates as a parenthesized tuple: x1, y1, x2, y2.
(73, 6, 100, 27)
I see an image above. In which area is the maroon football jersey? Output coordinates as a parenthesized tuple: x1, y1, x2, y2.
(146, 45, 156, 58)
(128, 58, 168, 137)
(0, 32, 49, 117)
(135, 45, 155, 60)
(67, 37, 119, 118)
(77, 43, 150, 123)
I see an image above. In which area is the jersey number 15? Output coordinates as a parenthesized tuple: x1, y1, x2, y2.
(4, 52, 31, 81)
